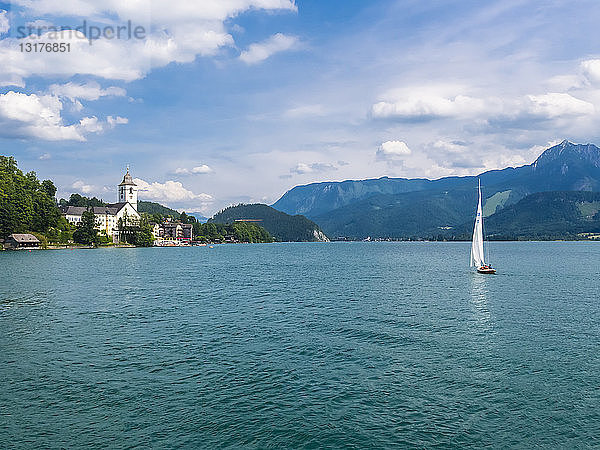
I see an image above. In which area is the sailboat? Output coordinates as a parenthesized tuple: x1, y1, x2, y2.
(470, 179, 496, 274)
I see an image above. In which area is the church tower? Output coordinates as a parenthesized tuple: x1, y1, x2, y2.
(118, 166, 138, 211)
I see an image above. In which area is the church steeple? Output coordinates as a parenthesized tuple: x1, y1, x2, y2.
(118, 165, 138, 211)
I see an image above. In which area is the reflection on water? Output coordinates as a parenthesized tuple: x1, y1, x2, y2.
(469, 274, 493, 333)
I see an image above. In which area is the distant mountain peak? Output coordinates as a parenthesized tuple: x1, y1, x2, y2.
(533, 141, 600, 169)
(560, 139, 572, 146)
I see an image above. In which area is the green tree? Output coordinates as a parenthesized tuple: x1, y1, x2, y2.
(58, 193, 106, 208)
(41, 179, 57, 198)
(134, 216, 154, 247)
(117, 213, 154, 247)
(0, 156, 60, 239)
(73, 209, 98, 245)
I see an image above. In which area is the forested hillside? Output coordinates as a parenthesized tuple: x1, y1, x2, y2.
(483, 191, 600, 240)
(137, 200, 181, 218)
(0, 156, 62, 239)
(192, 222, 274, 243)
(209, 203, 329, 242)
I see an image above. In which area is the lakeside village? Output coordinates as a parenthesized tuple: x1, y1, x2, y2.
(62, 167, 194, 247)
(1, 164, 273, 251)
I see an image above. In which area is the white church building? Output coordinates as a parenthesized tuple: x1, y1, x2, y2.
(62, 167, 140, 241)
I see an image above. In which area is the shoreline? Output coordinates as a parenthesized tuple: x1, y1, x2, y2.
(2, 239, 599, 252)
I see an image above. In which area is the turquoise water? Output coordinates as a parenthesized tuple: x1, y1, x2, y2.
(1, 242, 599, 448)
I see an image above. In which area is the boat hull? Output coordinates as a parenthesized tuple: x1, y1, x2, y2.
(476, 267, 496, 274)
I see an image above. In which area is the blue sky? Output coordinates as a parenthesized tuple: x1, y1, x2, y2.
(2, 0, 600, 214)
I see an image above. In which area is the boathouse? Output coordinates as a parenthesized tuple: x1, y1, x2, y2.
(3, 233, 41, 250)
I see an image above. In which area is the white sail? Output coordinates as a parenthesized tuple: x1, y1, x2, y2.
(470, 179, 485, 268)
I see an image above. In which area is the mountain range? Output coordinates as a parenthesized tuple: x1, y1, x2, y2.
(483, 191, 600, 240)
(271, 141, 600, 239)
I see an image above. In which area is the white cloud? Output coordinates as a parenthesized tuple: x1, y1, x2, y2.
(240, 33, 298, 64)
(0, 91, 82, 140)
(134, 178, 213, 203)
(107, 115, 128, 127)
(72, 180, 95, 194)
(175, 164, 213, 175)
(0, 73, 25, 88)
(376, 140, 412, 161)
(1, 31, 158, 84)
(39, 152, 51, 160)
(0, 10, 9, 34)
(371, 87, 492, 120)
(231, 24, 245, 34)
(290, 163, 312, 174)
(290, 162, 336, 174)
(524, 93, 594, 118)
(581, 59, 600, 84)
(49, 81, 126, 101)
(1, 1, 297, 85)
(78, 116, 104, 133)
(432, 140, 468, 153)
(71, 100, 84, 112)
(546, 74, 584, 91)
(372, 85, 595, 124)
(0, 91, 129, 141)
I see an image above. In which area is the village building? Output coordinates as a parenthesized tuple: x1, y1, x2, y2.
(3, 233, 41, 250)
(61, 167, 140, 242)
(151, 221, 193, 245)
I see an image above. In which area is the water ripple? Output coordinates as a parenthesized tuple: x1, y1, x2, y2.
(1, 243, 599, 448)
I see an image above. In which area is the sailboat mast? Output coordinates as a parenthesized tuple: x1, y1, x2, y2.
(471, 178, 485, 268)
(480, 179, 490, 264)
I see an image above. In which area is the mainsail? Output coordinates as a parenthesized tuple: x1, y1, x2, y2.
(470, 179, 485, 268)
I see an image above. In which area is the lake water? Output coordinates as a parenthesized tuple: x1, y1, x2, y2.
(1, 242, 599, 448)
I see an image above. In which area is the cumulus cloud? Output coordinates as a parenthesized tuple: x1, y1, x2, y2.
(0, 91, 82, 140)
(175, 164, 213, 175)
(78, 116, 104, 133)
(371, 88, 492, 120)
(240, 33, 298, 64)
(0, 91, 129, 141)
(376, 140, 412, 161)
(1, 1, 297, 85)
(39, 152, 51, 160)
(72, 180, 95, 194)
(1, 31, 143, 84)
(372, 85, 595, 125)
(49, 81, 126, 101)
(581, 59, 600, 84)
(289, 162, 337, 174)
(134, 178, 213, 203)
(523, 93, 594, 118)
